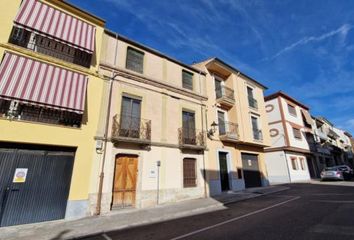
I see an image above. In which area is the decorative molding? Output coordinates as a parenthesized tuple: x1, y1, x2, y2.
(99, 64, 208, 101)
(269, 128, 279, 137)
(265, 104, 274, 113)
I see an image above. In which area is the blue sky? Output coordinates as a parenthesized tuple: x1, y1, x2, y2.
(69, 0, 354, 133)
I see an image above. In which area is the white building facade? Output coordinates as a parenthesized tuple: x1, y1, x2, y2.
(264, 92, 312, 184)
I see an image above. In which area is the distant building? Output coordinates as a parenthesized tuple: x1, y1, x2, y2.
(264, 91, 312, 183)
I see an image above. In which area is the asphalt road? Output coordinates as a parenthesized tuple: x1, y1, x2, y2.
(79, 183, 354, 240)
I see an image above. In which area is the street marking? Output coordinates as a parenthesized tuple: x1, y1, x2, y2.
(170, 196, 301, 240)
(312, 200, 354, 204)
(310, 224, 354, 236)
(310, 193, 354, 196)
(102, 233, 112, 240)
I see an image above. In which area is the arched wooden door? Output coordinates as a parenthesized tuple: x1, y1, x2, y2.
(112, 155, 138, 208)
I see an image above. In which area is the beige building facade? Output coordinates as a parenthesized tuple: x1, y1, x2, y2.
(193, 58, 270, 196)
(90, 30, 209, 213)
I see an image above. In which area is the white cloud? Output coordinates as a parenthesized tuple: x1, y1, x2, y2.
(266, 24, 352, 60)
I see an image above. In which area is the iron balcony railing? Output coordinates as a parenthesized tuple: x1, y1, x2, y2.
(218, 121, 239, 140)
(178, 127, 206, 148)
(9, 27, 92, 68)
(215, 85, 235, 102)
(112, 114, 151, 143)
(253, 129, 263, 141)
(248, 96, 258, 109)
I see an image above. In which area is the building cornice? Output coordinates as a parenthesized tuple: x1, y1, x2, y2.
(99, 63, 208, 101)
(265, 146, 311, 154)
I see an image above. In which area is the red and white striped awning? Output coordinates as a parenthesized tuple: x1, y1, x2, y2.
(0, 52, 88, 114)
(14, 0, 96, 53)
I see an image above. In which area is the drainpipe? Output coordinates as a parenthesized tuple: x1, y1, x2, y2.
(199, 71, 208, 198)
(95, 33, 120, 215)
(95, 73, 115, 215)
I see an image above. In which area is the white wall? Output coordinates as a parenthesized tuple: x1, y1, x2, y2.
(265, 151, 290, 184)
(281, 98, 304, 126)
(265, 98, 281, 123)
(269, 122, 286, 148)
(286, 122, 310, 150)
(285, 152, 311, 182)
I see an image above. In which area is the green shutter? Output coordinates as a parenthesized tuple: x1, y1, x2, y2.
(182, 70, 193, 90)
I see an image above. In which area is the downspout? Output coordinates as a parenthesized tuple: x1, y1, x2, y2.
(199, 71, 208, 198)
(95, 33, 119, 215)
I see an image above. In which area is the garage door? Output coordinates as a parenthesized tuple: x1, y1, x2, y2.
(0, 146, 75, 227)
(241, 153, 262, 188)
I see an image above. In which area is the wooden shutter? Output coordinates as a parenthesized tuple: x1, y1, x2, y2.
(126, 47, 144, 73)
(183, 158, 196, 187)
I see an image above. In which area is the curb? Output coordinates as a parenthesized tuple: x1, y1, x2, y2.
(69, 187, 290, 239)
(1, 186, 290, 240)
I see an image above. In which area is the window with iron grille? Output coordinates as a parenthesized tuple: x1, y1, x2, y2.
(0, 100, 82, 127)
(293, 127, 302, 139)
(288, 104, 297, 116)
(126, 47, 144, 73)
(182, 70, 193, 90)
(183, 158, 197, 188)
(8, 27, 92, 68)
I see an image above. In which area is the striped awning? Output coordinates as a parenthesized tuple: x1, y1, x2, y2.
(0, 52, 88, 114)
(14, 0, 96, 53)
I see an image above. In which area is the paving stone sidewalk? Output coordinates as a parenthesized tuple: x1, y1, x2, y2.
(0, 185, 289, 240)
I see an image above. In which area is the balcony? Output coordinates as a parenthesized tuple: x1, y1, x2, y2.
(315, 129, 328, 141)
(219, 121, 240, 143)
(215, 86, 235, 108)
(178, 128, 206, 150)
(248, 96, 258, 110)
(9, 27, 92, 68)
(111, 114, 151, 144)
(253, 129, 263, 141)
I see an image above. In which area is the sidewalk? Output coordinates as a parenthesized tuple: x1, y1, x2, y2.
(0, 185, 289, 240)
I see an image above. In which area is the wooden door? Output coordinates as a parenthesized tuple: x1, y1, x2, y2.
(112, 155, 138, 208)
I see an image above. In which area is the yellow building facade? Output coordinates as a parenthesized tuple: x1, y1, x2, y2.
(193, 58, 271, 195)
(88, 30, 209, 213)
(0, 0, 105, 226)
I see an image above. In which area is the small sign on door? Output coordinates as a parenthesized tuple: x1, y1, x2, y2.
(13, 168, 28, 183)
(248, 160, 252, 166)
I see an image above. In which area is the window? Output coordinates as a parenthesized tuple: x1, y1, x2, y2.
(182, 70, 193, 90)
(288, 104, 297, 116)
(9, 27, 92, 68)
(291, 157, 298, 170)
(247, 87, 258, 109)
(252, 116, 262, 140)
(218, 111, 226, 135)
(299, 158, 306, 170)
(0, 100, 82, 127)
(293, 128, 302, 139)
(120, 96, 142, 138)
(126, 47, 144, 73)
(182, 111, 196, 144)
(215, 78, 223, 99)
(183, 158, 197, 187)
